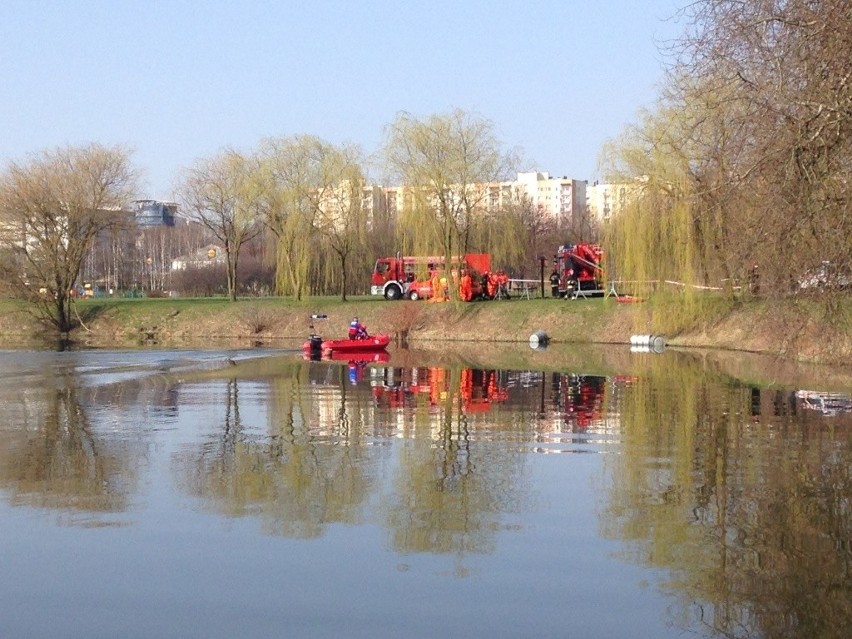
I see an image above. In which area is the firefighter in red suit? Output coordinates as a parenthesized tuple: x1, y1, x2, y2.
(348, 317, 368, 340)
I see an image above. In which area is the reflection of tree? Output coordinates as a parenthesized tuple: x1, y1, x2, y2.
(381, 366, 530, 565)
(176, 359, 534, 561)
(173, 367, 376, 538)
(0, 383, 132, 516)
(601, 356, 852, 638)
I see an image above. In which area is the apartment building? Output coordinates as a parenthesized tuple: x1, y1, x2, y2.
(585, 182, 635, 223)
(515, 171, 587, 226)
(369, 171, 588, 227)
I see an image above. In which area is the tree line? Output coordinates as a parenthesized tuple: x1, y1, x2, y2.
(0, 110, 584, 334)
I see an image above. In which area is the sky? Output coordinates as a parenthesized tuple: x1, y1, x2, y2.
(1, 0, 686, 200)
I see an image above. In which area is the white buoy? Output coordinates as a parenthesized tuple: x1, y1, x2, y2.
(629, 334, 666, 353)
(529, 330, 549, 349)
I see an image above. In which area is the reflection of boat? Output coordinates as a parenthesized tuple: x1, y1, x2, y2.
(303, 350, 390, 364)
(795, 390, 852, 416)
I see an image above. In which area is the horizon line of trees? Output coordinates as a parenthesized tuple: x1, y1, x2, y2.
(0, 111, 589, 332)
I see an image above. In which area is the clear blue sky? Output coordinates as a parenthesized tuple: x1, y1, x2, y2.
(1, 0, 685, 200)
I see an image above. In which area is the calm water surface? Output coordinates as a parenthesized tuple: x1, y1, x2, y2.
(0, 346, 850, 639)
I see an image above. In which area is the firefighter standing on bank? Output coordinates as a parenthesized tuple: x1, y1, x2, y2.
(459, 270, 473, 302)
(550, 269, 560, 297)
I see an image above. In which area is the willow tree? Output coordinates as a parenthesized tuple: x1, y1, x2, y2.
(258, 136, 330, 299)
(0, 143, 138, 334)
(310, 144, 369, 301)
(600, 102, 713, 332)
(177, 149, 264, 301)
(384, 109, 514, 298)
(601, 107, 697, 266)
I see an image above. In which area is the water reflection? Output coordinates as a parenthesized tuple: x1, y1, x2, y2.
(173, 363, 379, 538)
(0, 355, 143, 521)
(597, 355, 852, 638)
(0, 347, 850, 637)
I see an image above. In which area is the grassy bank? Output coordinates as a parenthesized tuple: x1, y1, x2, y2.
(0, 294, 849, 364)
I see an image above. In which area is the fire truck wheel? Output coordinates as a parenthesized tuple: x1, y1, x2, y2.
(385, 285, 402, 300)
(408, 290, 420, 301)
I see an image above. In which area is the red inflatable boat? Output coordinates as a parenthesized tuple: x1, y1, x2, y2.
(303, 333, 391, 357)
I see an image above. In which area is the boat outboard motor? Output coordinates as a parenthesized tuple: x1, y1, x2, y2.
(307, 333, 323, 356)
(306, 313, 327, 358)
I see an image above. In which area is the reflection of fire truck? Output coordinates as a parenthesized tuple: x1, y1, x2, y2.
(370, 253, 492, 300)
(553, 243, 605, 298)
(460, 368, 509, 413)
(553, 374, 606, 430)
(370, 367, 433, 409)
(371, 366, 509, 414)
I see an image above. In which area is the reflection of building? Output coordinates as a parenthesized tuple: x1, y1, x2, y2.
(300, 361, 636, 445)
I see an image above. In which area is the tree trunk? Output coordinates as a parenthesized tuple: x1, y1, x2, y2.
(340, 253, 348, 302)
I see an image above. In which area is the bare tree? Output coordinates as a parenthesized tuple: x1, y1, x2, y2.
(177, 149, 264, 301)
(504, 196, 560, 276)
(601, 0, 851, 345)
(672, 0, 852, 292)
(0, 144, 138, 333)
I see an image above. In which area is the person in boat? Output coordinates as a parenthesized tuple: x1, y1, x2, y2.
(348, 316, 368, 340)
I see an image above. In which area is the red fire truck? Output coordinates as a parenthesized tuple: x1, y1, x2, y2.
(370, 253, 492, 300)
(553, 243, 605, 298)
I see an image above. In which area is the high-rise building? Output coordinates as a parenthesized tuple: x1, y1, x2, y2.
(134, 200, 177, 227)
(375, 172, 587, 226)
(514, 172, 587, 226)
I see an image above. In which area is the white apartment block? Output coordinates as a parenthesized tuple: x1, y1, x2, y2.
(514, 171, 587, 226)
(369, 171, 588, 227)
(585, 182, 636, 223)
(313, 181, 390, 232)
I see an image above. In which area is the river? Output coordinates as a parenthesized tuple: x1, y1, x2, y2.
(1, 343, 850, 638)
